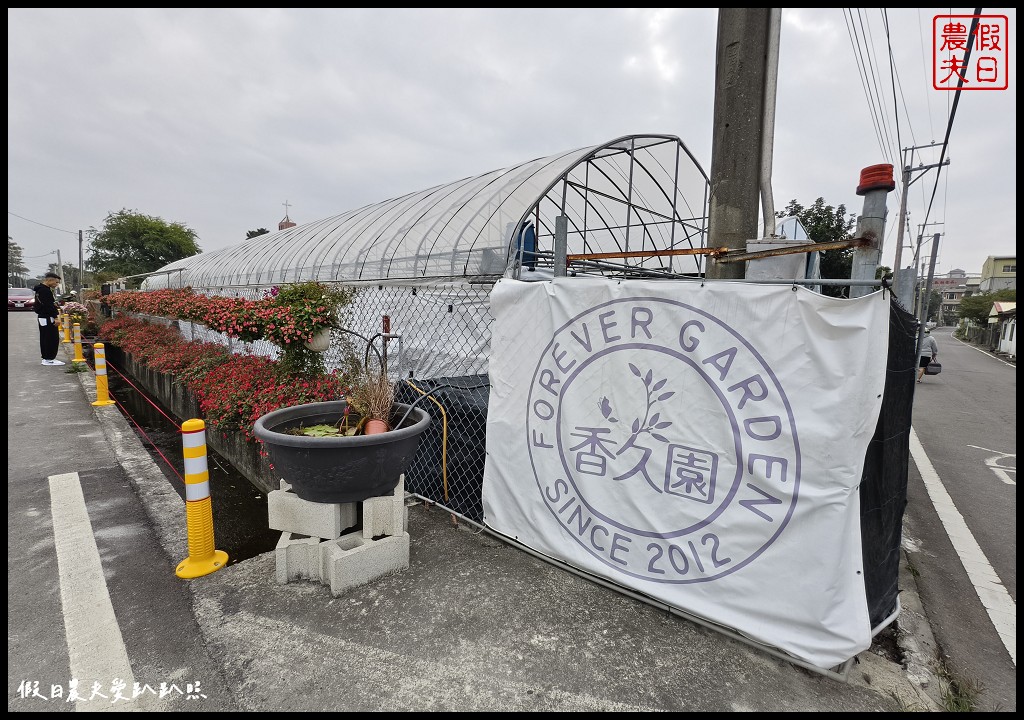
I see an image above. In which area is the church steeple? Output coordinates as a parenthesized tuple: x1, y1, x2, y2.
(279, 200, 296, 231)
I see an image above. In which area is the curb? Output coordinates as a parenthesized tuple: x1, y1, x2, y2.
(894, 545, 946, 711)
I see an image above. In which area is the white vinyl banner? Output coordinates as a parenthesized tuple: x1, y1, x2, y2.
(482, 278, 890, 669)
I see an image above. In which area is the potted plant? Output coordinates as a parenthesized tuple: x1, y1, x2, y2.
(60, 300, 90, 327)
(252, 327, 430, 503)
(253, 398, 430, 503)
(262, 281, 355, 376)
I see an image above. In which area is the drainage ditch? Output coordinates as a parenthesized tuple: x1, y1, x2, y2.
(94, 348, 280, 565)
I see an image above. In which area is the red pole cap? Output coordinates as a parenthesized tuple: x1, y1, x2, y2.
(856, 163, 896, 196)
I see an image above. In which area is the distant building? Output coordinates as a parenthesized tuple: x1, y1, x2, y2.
(989, 301, 1016, 359)
(932, 268, 980, 325)
(979, 255, 1016, 292)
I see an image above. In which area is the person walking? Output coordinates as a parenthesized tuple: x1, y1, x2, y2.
(916, 327, 938, 383)
(33, 272, 66, 366)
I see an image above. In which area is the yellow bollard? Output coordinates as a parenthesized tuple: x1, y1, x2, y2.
(72, 323, 86, 363)
(175, 419, 228, 578)
(91, 343, 116, 407)
(61, 314, 72, 343)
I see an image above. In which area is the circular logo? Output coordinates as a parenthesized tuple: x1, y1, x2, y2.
(526, 297, 800, 583)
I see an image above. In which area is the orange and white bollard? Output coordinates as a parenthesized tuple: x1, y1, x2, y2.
(91, 343, 116, 407)
(72, 323, 86, 363)
(61, 314, 72, 343)
(175, 419, 228, 578)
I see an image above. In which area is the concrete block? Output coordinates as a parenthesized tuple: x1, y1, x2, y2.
(274, 532, 325, 584)
(268, 489, 357, 540)
(321, 532, 410, 596)
(362, 474, 407, 539)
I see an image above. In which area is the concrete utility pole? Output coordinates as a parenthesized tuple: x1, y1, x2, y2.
(915, 233, 941, 354)
(78, 229, 84, 297)
(705, 8, 773, 280)
(56, 249, 66, 294)
(891, 143, 950, 303)
(849, 164, 895, 298)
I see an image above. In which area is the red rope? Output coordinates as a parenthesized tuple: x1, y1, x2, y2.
(104, 359, 183, 431)
(105, 386, 185, 483)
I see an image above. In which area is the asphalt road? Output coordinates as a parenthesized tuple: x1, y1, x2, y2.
(902, 326, 1016, 712)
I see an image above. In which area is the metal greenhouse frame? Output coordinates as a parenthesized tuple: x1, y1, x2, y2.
(138, 133, 711, 524)
(143, 134, 710, 289)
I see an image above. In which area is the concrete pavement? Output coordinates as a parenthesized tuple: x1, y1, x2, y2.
(7, 311, 944, 711)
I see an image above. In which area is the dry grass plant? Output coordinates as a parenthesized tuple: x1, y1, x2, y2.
(363, 367, 396, 426)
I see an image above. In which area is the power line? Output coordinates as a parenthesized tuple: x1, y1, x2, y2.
(844, 9, 889, 161)
(7, 211, 77, 234)
(917, 10, 982, 238)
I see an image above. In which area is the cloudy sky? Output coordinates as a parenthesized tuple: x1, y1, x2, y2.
(8, 8, 1017, 280)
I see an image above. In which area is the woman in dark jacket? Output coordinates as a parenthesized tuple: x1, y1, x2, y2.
(33, 272, 65, 366)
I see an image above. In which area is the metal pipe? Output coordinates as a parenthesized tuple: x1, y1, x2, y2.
(759, 7, 781, 233)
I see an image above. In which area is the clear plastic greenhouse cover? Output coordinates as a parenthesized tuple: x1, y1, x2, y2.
(141, 134, 710, 291)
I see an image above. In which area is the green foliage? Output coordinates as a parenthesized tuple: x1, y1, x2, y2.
(776, 198, 856, 297)
(266, 282, 357, 378)
(8, 237, 29, 284)
(957, 289, 1016, 324)
(875, 265, 892, 280)
(86, 209, 201, 281)
(246, 228, 270, 239)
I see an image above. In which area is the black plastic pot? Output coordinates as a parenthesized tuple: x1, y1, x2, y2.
(253, 401, 430, 503)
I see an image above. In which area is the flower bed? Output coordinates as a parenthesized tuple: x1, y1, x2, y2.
(98, 316, 352, 442)
(104, 282, 355, 377)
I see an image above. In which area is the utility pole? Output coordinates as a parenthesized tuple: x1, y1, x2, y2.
(705, 8, 773, 280)
(891, 142, 949, 300)
(849, 164, 895, 297)
(56, 249, 66, 294)
(915, 233, 941, 355)
(78, 229, 84, 297)
(910, 223, 944, 314)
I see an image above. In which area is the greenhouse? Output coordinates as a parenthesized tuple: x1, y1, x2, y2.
(143, 133, 710, 291)
(133, 134, 712, 523)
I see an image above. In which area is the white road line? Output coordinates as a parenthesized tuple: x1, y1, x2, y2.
(950, 334, 1017, 367)
(966, 445, 1017, 486)
(908, 429, 1017, 665)
(48, 472, 146, 711)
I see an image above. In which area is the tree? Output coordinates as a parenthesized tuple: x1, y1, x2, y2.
(86, 209, 201, 281)
(48, 262, 87, 292)
(247, 228, 270, 239)
(776, 198, 856, 297)
(875, 265, 892, 280)
(957, 289, 1016, 325)
(8, 237, 29, 286)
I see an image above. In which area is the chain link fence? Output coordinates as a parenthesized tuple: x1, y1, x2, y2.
(174, 280, 496, 522)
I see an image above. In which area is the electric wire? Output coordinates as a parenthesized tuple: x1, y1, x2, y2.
(859, 8, 899, 163)
(844, 9, 890, 160)
(7, 211, 77, 234)
(105, 358, 183, 430)
(92, 366, 186, 482)
(916, 11, 982, 249)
